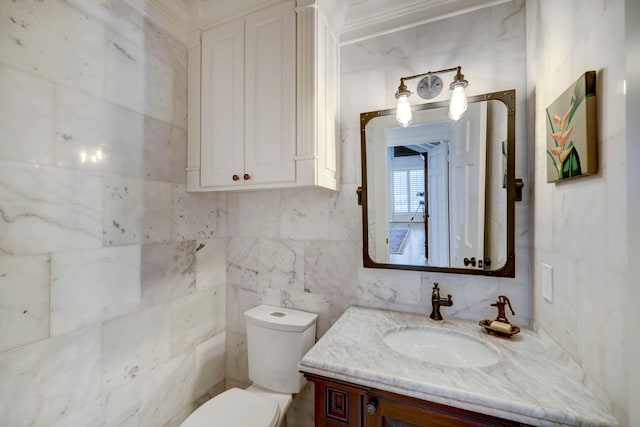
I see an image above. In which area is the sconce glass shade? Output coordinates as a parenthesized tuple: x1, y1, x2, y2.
(396, 93, 412, 127)
(448, 84, 468, 121)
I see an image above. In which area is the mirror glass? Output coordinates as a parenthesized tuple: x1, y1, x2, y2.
(360, 90, 515, 276)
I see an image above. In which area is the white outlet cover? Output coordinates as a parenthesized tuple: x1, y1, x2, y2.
(542, 263, 554, 303)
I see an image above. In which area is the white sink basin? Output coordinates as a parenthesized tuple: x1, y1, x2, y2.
(383, 326, 499, 368)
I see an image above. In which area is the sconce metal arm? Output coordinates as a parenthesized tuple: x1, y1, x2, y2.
(398, 66, 461, 85)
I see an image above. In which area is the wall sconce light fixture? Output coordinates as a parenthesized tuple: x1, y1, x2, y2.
(395, 66, 469, 127)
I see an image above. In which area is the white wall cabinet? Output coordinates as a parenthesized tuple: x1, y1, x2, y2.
(187, 0, 340, 192)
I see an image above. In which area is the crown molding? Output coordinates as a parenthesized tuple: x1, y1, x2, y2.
(122, 0, 188, 44)
(341, 0, 509, 45)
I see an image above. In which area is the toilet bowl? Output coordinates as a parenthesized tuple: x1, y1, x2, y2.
(180, 305, 318, 427)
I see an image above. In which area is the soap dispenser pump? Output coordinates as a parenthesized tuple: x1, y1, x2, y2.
(479, 295, 520, 337)
(491, 295, 515, 324)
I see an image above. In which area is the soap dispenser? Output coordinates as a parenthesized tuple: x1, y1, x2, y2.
(479, 295, 520, 337)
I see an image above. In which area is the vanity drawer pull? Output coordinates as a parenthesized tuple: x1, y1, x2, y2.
(366, 401, 377, 415)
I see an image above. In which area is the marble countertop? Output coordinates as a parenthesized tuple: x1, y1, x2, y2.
(299, 306, 617, 427)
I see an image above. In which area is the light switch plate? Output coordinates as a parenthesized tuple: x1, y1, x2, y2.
(542, 263, 554, 303)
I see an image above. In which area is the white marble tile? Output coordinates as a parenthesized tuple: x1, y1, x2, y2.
(340, 26, 418, 74)
(194, 332, 226, 399)
(105, 30, 174, 124)
(143, 116, 187, 183)
(0, 64, 54, 165)
(339, 68, 386, 121)
(195, 238, 227, 291)
(225, 331, 248, 383)
(0, 161, 103, 255)
(102, 303, 171, 391)
(54, 85, 144, 176)
(571, 0, 625, 141)
(103, 175, 173, 246)
(339, 125, 361, 186)
(227, 238, 259, 288)
(172, 185, 226, 241)
(163, 407, 192, 427)
(286, 382, 315, 427)
(103, 380, 142, 427)
(303, 240, 359, 297)
(575, 262, 626, 415)
(0, 325, 102, 427)
(142, 241, 196, 306)
(356, 267, 422, 307)
(51, 245, 141, 335)
(170, 288, 225, 357)
(551, 177, 607, 266)
(49, 399, 106, 427)
(227, 190, 282, 238)
(258, 239, 304, 291)
(490, 0, 526, 41)
(281, 290, 352, 338)
(65, 0, 187, 74)
(0, 254, 50, 352)
(0, 0, 106, 98)
(225, 285, 281, 334)
(603, 132, 627, 272)
(138, 351, 197, 427)
(172, 63, 188, 130)
(417, 7, 491, 57)
(533, 248, 578, 359)
(281, 185, 360, 241)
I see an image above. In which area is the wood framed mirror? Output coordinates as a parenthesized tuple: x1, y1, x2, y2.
(359, 90, 516, 277)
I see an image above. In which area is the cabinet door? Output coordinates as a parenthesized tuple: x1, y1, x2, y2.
(201, 19, 245, 187)
(244, 1, 296, 185)
(364, 394, 528, 427)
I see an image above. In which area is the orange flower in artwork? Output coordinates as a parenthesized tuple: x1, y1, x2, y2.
(548, 105, 574, 165)
(551, 103, 573, 154)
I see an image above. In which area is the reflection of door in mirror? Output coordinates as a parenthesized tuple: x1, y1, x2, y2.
(383, 116, 452, 267)
(427, 142, 449, 267)
(449, 102, 487, 270)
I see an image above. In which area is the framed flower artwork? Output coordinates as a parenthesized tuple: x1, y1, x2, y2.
(546, 71, 597, 182)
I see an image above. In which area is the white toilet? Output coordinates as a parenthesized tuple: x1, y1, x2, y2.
(181, 305, 318, 427)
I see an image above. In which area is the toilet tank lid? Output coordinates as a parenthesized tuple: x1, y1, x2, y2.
(244, 305, 318, 332)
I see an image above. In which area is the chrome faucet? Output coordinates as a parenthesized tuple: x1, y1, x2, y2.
(430, 282, 453, 321)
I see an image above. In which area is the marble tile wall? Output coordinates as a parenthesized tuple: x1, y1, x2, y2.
(526, 0, 628, 424)
(0, 1, 226, 426)
(225, 1, 530, 424)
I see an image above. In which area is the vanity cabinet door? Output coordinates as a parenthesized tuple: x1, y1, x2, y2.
(363, 393, 530, 427)
(307, 375, 366, 427)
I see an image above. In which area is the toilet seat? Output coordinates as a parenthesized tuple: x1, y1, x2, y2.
(180, 388, 280, 427)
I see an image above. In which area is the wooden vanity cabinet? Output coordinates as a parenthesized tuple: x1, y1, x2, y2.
(304, 373, 532, 427)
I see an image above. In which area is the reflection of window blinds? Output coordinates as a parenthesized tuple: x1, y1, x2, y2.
(393, 168, 424, 214)
(409, 169, 424, 211)
(393, 170, 409, 213)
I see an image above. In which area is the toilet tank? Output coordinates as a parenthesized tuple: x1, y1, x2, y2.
(244, 305, 318, 394)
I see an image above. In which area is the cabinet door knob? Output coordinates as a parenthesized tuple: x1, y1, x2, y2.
(232, 174, 240, 181)
(366, 402, 377, 415)
(464, 257, 477, 267)
(243, 173, 251, 181)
